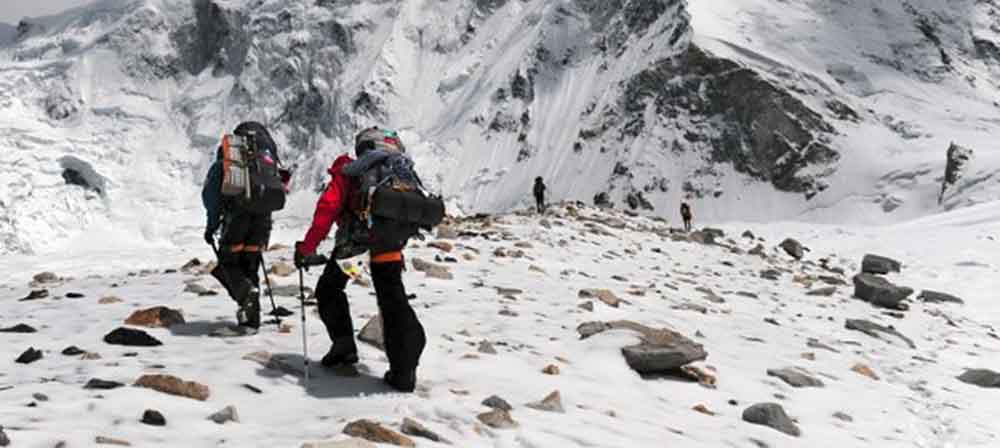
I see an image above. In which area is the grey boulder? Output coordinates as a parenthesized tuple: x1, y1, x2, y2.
(918, 290, 964, 305)
(957, 369, 1000, 388)
(766, 367, 824, 388)
(779, 238, 805, 260)
(578, 321, 707, 375)
(861, 254, 901, 274)
(853, 274, 913, 310)
(742, 403, 801, 437)
(845, 319, 916, 349)
(357, 315, 384, 351)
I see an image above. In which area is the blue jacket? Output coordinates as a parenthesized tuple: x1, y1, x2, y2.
(202, 160, 223, 233)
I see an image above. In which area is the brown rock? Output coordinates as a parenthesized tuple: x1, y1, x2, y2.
(125, 306, 185, 328)
(427, 241, 454, 252)
(134, 374, 210, 401)
(477, 409, 518, 429)
(525, 390, 564, 413)
(411, 258, 453, 280)
(793, 275, 815, 288)
(801, 352, 816, 361)
(95, 436, 131, 446)
(681, 365, 718, 388)
(851, 363, 880, 381)
(270, 262, 296, 277)
(692, 404, 716, 416)
(542, 364, 560, 375)
(342, 419, 414, 447)
(579, 289, 624, 308)
(99, 296, 123, 305)
(400, 418, 448, 444)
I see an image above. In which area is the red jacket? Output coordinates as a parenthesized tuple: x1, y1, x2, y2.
(300, 154, 356, 255)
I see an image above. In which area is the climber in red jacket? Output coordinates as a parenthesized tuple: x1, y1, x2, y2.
(295, 130, 427, 393)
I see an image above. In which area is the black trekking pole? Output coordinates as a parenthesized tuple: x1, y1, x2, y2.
(296, 254, 328, 387)
(298, 266, 310, 385)
(257, 253, 281, 327)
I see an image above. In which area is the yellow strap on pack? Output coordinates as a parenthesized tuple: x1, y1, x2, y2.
(342, 262, 362, 280)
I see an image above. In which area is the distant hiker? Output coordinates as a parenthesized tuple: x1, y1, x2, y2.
(533, 176, 546, 214)
(680, 202, 693, 232)
(295, 126, 445, 392)
(202, 121, 288, 334)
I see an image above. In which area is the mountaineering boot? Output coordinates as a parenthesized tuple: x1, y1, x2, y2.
(234, 284, 261, 330)
(322, 350, 360, 367)
(321, 336, 359, 367)
(243, 287, 262, 329)
(383, 369, 416, 393)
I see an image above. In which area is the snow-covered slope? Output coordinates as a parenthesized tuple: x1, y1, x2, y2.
(1, 203, 997, 447)
(690, 0, 1000, 222)
(1, 0, 999, 254)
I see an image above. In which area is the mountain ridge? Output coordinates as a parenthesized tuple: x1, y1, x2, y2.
(1, 0, 998, 254)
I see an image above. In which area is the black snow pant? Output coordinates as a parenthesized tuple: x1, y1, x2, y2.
(683, 216, 692, 232)
(314, 260, 358, 355)
(216, 210, 271, 327)
(535, 194, 545, 214)
(372, 261, 426, 375)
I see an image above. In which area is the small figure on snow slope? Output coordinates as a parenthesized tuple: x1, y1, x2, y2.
(533, 176, 547, 214)
(680, 201, 693, 232)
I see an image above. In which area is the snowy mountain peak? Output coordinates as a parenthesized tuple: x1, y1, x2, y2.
(2, 0, 1000, 254)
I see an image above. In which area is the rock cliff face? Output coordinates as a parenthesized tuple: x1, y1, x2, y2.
(940, 143, 973, 203)
(1, 0, 998, 253)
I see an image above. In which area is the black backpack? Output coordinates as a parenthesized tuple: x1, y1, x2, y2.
(338, 128, 445, 257)
(220, 122, 286, 214)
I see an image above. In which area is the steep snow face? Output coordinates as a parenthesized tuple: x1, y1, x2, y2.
(688, 0, 1000, 221)
(1, 0, 999, 254)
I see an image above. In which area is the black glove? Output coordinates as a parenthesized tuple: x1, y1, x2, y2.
(204, 228, 215, 246)
(294, 242, 328, 270)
